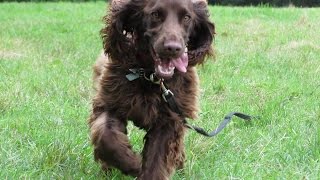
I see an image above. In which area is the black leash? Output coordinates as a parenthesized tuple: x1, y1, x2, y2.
(126, 68, 257, 137)
(160, 80, 256, 137)
(184, 112, 253, 137)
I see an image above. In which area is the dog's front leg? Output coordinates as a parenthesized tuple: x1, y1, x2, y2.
(89, 112, 141, 177)
(139, 117, 186, 180)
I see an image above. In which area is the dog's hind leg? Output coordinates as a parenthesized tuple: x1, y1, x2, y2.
(89, 112, 141, 177)
(138, 118, 186, 180)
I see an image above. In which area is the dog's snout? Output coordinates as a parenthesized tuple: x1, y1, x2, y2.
(164, 41, 182, 53)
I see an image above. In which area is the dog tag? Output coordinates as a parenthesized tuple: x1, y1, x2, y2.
(126, 73, 140, 81)
(126, 69, 140, 81)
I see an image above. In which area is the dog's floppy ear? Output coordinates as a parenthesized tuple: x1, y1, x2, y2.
(101, 0, 146, 60)
(188, 0, 215, 65)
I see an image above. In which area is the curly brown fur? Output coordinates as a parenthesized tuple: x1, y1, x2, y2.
(89, 0, 215, 179)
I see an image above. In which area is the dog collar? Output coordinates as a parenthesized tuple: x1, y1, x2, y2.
(125, 68, 173, 102)
(126, 68, 161, 84)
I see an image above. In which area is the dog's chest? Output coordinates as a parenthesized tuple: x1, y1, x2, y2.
(125, 85, 164, 128)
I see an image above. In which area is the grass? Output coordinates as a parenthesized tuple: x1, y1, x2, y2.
(0, 2, 319, 179)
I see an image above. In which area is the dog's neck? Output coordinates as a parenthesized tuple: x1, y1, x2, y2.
(131, 47, 155, 69)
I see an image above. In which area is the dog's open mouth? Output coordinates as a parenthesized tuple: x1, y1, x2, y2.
(151, 48, 188, 79)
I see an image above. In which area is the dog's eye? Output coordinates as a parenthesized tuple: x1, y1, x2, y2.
(184, 15, 191, 22)
(151, 11, 160, 19)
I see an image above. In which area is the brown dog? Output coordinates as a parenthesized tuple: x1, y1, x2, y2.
(89, 0, 215, 179)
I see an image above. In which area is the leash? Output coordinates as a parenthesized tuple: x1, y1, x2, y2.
(159, 80, 255, 137)
(126, 68, 257, 137)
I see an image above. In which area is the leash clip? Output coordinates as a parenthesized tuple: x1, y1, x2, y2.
(162, 89, 174, 102)
(160, 81, 174, 102)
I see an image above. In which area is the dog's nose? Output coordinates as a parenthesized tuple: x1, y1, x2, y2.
(164, 41, 182, 54)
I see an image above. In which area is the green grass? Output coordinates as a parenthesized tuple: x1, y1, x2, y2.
(0, 2, 319, 179)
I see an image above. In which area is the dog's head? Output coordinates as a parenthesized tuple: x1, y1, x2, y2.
(102, 0, 215, 79)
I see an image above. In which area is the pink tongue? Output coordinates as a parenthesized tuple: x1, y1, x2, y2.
(172, 53, 188, 73)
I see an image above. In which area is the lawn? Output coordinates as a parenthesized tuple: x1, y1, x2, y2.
(0, 2, 319, 179)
